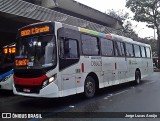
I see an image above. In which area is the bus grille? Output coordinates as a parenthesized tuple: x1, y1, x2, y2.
(15, 85, 42, 94)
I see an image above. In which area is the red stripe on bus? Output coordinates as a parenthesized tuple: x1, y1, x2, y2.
(14, 75, 48, 86)
(81, 63, 84, 72)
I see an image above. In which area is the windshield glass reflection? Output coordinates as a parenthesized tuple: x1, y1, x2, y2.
(16, 35, 56, 68)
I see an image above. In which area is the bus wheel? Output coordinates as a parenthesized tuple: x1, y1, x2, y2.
(135, 70, 141, 84)
(84, 76, 96, 98)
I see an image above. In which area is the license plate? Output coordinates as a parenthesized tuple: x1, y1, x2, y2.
(23, 88, 31, 93)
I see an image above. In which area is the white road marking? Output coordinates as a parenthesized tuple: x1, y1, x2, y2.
(104, 90, 129, 99)
(144, 80, 157, 85)
(113, 90, 129, 96)
(104, 80, 157, 100)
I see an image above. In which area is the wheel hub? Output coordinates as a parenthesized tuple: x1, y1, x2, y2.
(86, 81, 94, 93)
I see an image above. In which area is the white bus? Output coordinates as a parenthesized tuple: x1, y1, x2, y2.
(13, 21, 153, 98)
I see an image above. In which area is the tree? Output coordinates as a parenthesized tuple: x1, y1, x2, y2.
(126, 0, 160, 68)
(106, 9, 138, 37)
(106, 9, 129, 22)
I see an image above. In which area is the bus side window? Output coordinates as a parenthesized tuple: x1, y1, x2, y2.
(134, 45, 141, 57)
(100, 38, 114, 56)
(61, 38, 78, 59)
(125, 43, 134, 57)
(146, 47, 151, 58)
(115, 41, 125, 57)
(81, 34, 99, 55)
(141, 46, 146, 58)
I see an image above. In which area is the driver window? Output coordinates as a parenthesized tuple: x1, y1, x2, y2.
(44, 42, 54, 64)
(61, 38, 78, 59)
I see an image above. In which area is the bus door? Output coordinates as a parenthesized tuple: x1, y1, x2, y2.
(114, 41, 127, 84)
(140, 46, 148, 75)
(125, 43, 136, 80)
(146, 47, 153, 74)
(58, 28, 81, 96)
(101, 38, 116, 87)
(133, 45, 142, 76)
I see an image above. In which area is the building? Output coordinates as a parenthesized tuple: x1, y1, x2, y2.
(0, 0, 124, 48)
(23, 0, 123, 29)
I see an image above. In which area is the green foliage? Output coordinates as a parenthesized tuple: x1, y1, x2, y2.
(107, 9, 138, 37)
(126, 0, 160, 29)
(138, 38, 157, 54)
(126, 0, 160, 65)
(106, 7, 158, 56)
(106, 9, 130, 22)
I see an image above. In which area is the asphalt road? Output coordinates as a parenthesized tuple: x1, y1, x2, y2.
(0, 72, 160, 121)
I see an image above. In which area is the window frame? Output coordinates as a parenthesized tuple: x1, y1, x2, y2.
(134, 44, 141, 58)
(114, 41, 126, 57)
(140, 46, 147, 58)
(125, 42, 135, 58)
(145, 47, 151, 58)
(100, 37, 115, 57)
(60, 37, 80, 59)
(81, 33, 100, 56)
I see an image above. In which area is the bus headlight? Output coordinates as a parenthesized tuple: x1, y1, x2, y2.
(49, 77, 55, 83)
(2, 74, 12, 82)
(42, 74, 57, 88)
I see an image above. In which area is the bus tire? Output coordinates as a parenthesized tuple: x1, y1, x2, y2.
(135, 70, 141, 84)
(84, 76, 96, 98)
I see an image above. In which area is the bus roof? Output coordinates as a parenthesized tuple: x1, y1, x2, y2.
(107, 33, 150, 47)
(78, 26, 151, 47)
(19, 21, 52, 30)
(107, 33, 133, 42)
(3, 43, 16, 48)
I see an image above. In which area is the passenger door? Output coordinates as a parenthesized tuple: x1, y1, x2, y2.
(146, 47, 153, 74)
(100, 38, 116, 87)
(125, 43, 136, 80)
(58, 28, 81, 96)
(140, 46, 148, 76)
(115, 41, 128, 84)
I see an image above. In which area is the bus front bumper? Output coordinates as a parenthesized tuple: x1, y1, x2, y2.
(13, 82, 59, 98)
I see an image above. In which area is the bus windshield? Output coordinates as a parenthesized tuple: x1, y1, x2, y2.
(0, 45, 15, 75)
(15, 35, 56, 69)
(0, 50, 3, 65)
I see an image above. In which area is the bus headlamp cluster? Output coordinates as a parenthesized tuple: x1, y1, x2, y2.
(2, 74, 12, 82)
(42, 74, 57, 88)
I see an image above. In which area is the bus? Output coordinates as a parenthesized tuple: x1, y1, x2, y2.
(0, 43, 15, 90)
(13, 21, 153, 98)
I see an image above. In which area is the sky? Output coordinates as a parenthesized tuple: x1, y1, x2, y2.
(74, 0, 156, 39)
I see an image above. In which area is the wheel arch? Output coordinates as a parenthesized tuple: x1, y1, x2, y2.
(135, 68, 141, 79)
(86, 72, 99, 91)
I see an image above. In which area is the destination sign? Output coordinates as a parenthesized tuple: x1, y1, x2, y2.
(3, 47, 16, 54)
(15, 59, 29, 66)
(20, 25, 50, 37)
